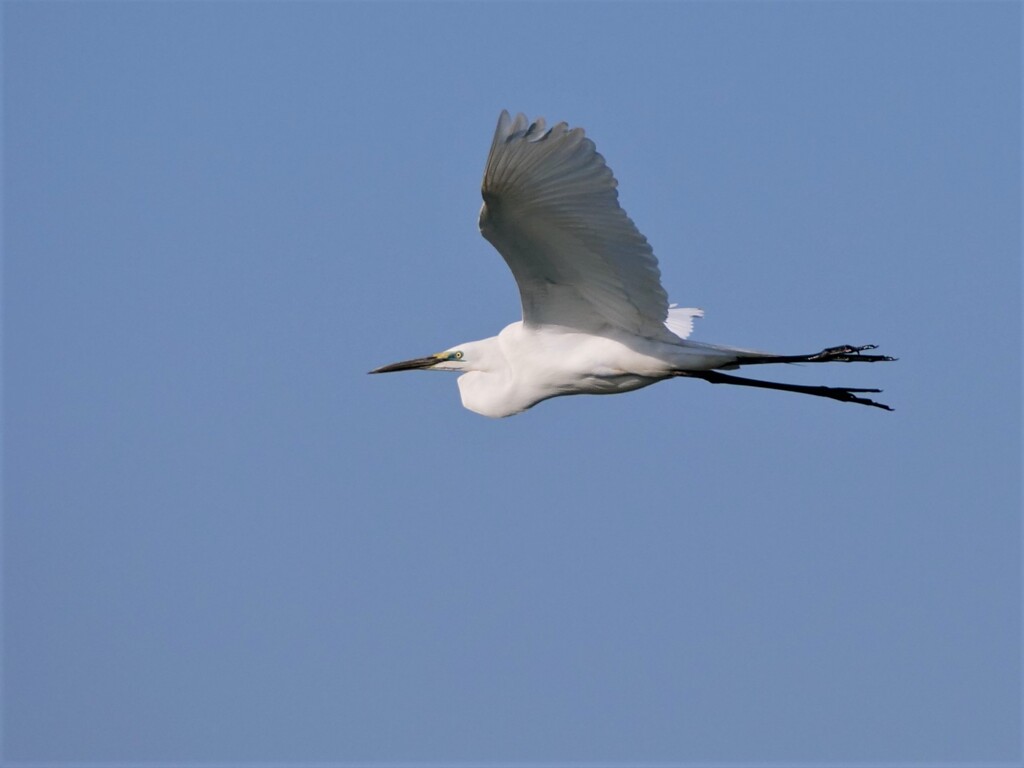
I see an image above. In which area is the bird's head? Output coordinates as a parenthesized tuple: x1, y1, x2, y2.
(369, 345, 474, 374)
(370, 336, 520, 417)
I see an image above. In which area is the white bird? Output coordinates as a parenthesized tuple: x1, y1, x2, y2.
(372, 111, 894, 418)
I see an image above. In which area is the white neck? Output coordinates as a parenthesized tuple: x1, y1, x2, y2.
(453, 332, 539, 418)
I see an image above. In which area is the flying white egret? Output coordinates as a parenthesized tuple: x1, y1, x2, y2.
(372, 111, 894, 418)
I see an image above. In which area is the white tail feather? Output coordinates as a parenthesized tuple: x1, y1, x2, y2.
(664, 304, 704, 340)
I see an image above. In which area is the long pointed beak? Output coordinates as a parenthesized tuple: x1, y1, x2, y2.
(369, 355, 441, 374)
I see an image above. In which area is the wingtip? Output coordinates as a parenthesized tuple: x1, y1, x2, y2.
(496, 109, 511, 133)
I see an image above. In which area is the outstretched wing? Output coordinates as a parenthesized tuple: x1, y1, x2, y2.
(479, 111, 672, 338)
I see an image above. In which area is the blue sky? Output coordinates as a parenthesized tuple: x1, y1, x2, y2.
(3, 2, 1020, 764)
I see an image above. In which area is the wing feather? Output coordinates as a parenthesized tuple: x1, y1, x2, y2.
(479, 111, 672, 337)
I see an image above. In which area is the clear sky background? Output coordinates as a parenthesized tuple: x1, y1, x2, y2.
(3, 2, 1021, 765)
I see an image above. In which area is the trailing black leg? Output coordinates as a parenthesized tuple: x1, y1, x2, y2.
(735, 344, 896, 366)
(675, 369, 894, 411)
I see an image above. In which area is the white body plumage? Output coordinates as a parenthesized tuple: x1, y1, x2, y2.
(452, 320, 739, 418)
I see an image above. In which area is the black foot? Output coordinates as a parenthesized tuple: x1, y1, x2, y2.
(804, 384, 894, 410)
(808, 344, 897, 363)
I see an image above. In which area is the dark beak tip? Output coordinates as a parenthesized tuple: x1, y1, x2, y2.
(369, 356, 440, 374)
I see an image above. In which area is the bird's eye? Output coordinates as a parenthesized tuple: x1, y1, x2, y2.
(454, 351, 464, 360)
